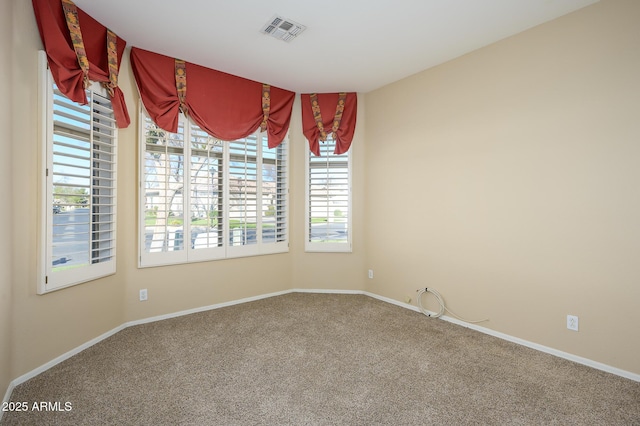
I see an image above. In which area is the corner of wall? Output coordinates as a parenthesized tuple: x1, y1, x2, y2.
(0, 0, 15, 409)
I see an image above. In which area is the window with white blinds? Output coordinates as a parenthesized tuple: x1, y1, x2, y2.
(140, 111, 288, 267)
(39, 54, 117, 293)
(305, 136, 352, 252)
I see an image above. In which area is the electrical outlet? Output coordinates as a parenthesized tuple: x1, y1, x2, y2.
(567, 314, 578, 331)
(139, 289, 148, 302)
(405, 295, 412, 304)
(368, 269, 374, 279)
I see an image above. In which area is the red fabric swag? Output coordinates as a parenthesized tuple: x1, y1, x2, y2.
(301, 93, 357, 156)
(32, 0, 130, 128)
(130, 47, 295, 148)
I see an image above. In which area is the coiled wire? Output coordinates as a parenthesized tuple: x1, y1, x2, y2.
(416, 287, 489, 324)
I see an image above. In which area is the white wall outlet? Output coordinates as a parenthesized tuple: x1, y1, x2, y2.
(139, 289, 148, 302)
(405, 295, 412, 304)
(368, 269, 374, 279)
(567, 314, 579, 331)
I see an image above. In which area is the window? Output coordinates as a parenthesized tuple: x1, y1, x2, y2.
(139, 111, 288, 267)
(305, 136, 352, 252)
(39, 53, 117, 293)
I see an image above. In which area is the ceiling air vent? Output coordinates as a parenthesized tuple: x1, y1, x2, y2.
(261, 15, 306, 42)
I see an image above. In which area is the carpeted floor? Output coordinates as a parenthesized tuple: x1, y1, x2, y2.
(2, 293, 639, 425)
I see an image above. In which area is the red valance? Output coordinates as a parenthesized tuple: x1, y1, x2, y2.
(130, 47, 295, 148)
(32, 0, 130, 128)
(301, 93, 357, 156)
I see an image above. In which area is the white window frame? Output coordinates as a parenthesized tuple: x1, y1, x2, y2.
(138, 108, 289, 268)
(38, 51, 118, 294)
(305, 136, 352, 252)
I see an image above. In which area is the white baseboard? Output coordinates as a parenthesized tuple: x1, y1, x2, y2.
(292, 288, 364, 295)
(0, 323, 127, 422)
(2, 289, 291, 411)
(362, 290, 421, 313)
(362, 290, 640, 382)
(294, 289, 640, 381)
(8, 323, 126, 383)
(0, 381, 14, 422)
(3, 288, 638, 412)
(435, 312, 640, 382)
(126, 289, 292, 327)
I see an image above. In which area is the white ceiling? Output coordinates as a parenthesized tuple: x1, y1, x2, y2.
(73, 0, 598, 94)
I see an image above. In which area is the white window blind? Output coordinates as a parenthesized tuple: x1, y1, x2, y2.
(140, 111, 288, 267)
(264, 136, 288, 244)
(142, 117, 187, 261)
(229, 136, 260, 249)
(305, 136, 352, 252)
(190, 124, 224, 254)
(40, 53, 117, 293)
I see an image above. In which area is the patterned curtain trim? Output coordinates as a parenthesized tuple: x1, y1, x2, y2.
(331, 92, 347, 137)
(310, 93, 327, 141)
(61, 0, 89, 88)
(260, 84, 271, 132)
(310, 93, 348, 141)
(175, 59, 187, 115)
(103, 29, 118, 96)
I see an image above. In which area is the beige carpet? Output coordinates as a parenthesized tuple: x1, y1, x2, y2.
(2, 293, 639, 425)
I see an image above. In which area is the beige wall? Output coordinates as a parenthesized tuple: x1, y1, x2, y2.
(364, 0, 640, 374)
(1, 0, 14, 399)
